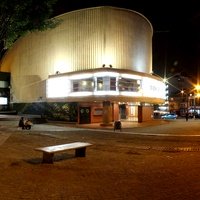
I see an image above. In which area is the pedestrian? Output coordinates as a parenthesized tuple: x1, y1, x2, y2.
(18, 117, 25, 129)
(24, 118, 32, 130)
(185, 112, 189, 121)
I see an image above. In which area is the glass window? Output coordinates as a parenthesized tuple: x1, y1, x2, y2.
(97, 77, 103, 91)
(73, 82, 79, 92)
(72, 78, 94, 92)
(110, 77, 116, 91)
(0, 81, 8, 88)
(97, 77, 116, 91)
(119, 78, 140, 92)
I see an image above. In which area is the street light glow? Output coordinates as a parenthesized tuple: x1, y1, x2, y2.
(195, 84, 200, 91)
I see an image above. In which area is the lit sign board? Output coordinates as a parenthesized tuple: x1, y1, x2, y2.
(47, 77, 70, 98)
(0, 97, 7, 105)
(142, 77, 165, 99)
(47, 72, 165, 99)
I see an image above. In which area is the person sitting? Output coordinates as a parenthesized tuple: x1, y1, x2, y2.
(24, 119, 32, 130)
(18, 117, 25, 130)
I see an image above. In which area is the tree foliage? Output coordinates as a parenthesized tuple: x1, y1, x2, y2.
(0, 0, 59, 58)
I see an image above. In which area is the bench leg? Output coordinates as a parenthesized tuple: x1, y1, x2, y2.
(42, 152, 54, 164)
(75, 147, 86, 157)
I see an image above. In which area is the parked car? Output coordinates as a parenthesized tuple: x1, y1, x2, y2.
(161, 113, 177, 119)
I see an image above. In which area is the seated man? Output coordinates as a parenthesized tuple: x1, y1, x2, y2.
(18, 117, 25, 129)
(24, 119, 33, 130)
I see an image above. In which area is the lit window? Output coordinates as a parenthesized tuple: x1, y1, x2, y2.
(0, 97, 7, 105)
(119, 78, 140, 92)
(110, 77, 116, 91)
(72, 78, 94, 92)
(97, 78, 103, 91)
(97, 77, 116, 91)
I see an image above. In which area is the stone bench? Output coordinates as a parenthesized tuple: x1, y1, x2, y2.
(35, 142, 92, 163)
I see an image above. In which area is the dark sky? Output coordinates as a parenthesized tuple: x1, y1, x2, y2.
(53, 0, 200, 79)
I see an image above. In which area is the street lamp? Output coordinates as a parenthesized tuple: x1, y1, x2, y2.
(192, 84, 200, 119)
(195, 84, 200, 91)
(181, 90, 189, 116)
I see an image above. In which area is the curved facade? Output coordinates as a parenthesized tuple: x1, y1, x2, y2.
(0, 6, 165, 123)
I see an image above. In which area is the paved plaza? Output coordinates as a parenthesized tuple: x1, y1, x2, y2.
(0, 117, 200, 199)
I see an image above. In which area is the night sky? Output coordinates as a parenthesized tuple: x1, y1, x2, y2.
(53, 0, 200, 80)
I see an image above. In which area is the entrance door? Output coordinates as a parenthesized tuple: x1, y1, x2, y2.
(79, 107, 91, 124)
(119, 104, 127, 119)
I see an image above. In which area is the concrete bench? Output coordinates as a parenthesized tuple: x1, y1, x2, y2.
(35, 142, 92, 163)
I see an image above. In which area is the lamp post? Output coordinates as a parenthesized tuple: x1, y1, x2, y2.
(195, 85, 200, 118)
(181, 90, 189, 117)
(194, 94, 196, 119)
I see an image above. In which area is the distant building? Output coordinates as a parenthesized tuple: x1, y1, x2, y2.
(0, 72, 10, 112)
(0, 6, 165, 124)
(167, 73, 195, 116)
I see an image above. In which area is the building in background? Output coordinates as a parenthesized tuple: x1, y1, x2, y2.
(0, 72, 10, 112)
(0, 6, 165, 124)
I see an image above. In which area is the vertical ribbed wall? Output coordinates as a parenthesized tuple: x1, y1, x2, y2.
(0, 6, 153, 102)
(103, 7, 152, 72)
(52, 6, 152, 73)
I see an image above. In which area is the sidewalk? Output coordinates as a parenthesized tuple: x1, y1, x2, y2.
(0, 116, 200, 199)
(47, 119, 170, 129)
(0, 114, 169, 131)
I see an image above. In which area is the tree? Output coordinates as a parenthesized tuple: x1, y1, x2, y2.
(0, 0, 59, 58)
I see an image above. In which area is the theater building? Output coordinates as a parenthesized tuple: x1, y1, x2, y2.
(0, 6, 165, 124)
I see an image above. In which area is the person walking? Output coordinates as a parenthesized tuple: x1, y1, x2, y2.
(185, 112, 189, 121)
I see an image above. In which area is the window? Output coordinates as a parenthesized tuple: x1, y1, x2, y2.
(97, 77, 116, 91)
(97, 77, 103, 91)
(119, 78, 140, 92)
(73, 82, 79, 92)
(110, 77, 116, 91)
(72, 78, 94, 92)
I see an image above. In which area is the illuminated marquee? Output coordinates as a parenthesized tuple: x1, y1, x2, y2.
(46, 72, 165, 99)
(142, 77, 166, 99)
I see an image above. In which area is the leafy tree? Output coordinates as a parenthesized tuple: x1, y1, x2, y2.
(0, 0, 59, 58)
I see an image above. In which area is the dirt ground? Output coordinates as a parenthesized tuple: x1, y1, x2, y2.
(1, 120, 200, 200)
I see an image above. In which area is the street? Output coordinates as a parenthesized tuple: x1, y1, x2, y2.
(0, 118, 200, 200)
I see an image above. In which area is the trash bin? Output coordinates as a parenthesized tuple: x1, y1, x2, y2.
(114, 120, 122, 131)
